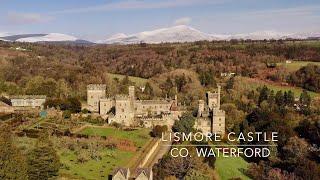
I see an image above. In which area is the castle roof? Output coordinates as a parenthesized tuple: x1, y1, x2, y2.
(139, 99, 172, 104)
(87, 84, 106, 90)
(0, 101, 10, 107)
(110, 167, 130, 178)
(10, 95, 46, 99)
(132, 168, 152, 179)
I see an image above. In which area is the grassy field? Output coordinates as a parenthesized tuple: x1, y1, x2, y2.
(237, 77, 319, 98)
(215, 155, 250, 180)
(211, 143, 250, 180)
(107, 73, 148, 87)
(277, 61, 320, 72)
(79, 126, 151, 148)
(59, 149, 134, 180)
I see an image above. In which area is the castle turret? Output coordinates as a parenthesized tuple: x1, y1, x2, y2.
(87, 84, 106, 112)
(129, 86, 135, 100)
(198, 100, 205, 117)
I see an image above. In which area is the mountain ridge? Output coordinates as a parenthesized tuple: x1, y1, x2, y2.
(99, 25, 320, 44)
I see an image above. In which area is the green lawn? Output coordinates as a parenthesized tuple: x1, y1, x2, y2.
(59, 149, 134, 180)
(237, 77, 319, 98)
(215, 155, 250, 180)
(107, 73, 148, 87)
(277, 61, 320, 72)
(79, 127, 151, 148)
(212, 143, 250, 180)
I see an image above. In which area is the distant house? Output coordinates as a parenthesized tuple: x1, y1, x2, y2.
(109, 167, 153, 180)
(109, 168, 130, 180)
(133, 168, 153, 180)
(220, 72, 236, 77)
(0, 101, 14, 114)
(10, 95, 46, 109)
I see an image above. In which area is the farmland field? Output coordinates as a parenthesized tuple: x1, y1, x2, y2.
(237, 77, 319, 98)
(277, 61, 320, 72)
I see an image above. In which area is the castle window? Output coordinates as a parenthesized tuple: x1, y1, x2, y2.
(219, 118, 221, 121)
(219, 124, 221, 126)
(122, 109, 124, 112)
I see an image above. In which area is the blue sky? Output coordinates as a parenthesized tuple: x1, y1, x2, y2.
(0, 0, 319, 40)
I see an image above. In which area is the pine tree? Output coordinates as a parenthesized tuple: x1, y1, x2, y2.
(27, 132, 60, 180)
(275, 91, 284, 107)
(300, 90, 311, 107)
(0, 124, 28, 180)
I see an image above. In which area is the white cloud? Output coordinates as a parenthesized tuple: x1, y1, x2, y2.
(7, 12, 53, 24)
(174, 17, 192, 25)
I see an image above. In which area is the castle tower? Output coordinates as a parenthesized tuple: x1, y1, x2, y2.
(129, 86, 135, 100)
(198, 100, 205, 117)
(211, 109, 225, 136)
(87, 84, 106, 112)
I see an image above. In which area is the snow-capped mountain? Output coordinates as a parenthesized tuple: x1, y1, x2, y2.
(229, 30, 290, 40)
(99, 25, 222, 44)
(0, 33, 93, 44)
(16, 33, 77, 42)
(99, 25, 319, 44)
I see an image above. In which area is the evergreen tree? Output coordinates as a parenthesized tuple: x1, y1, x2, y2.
(226, 77, 235, 92)
(27, 132, 60, 180)
(172, 113, 195, 134)
(300, 90, 311, 107)
(275, 91, 284, 107)
(258, 86, 270, 105)
(0, 124, 28, 180)
(286, 90, 295, 105)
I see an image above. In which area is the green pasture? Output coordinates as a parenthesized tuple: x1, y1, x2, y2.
(237, 77, 319, 98)
(59, 149, 133, 180)
(277, 61, 320, 72)
(107, 73, 148, 87)
(79, 126, 151, 148)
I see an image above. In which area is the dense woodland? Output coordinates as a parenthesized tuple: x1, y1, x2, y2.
(0, 40, 320, 179)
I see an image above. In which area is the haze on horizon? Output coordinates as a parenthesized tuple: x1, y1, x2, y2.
(0, 0, 319, 41)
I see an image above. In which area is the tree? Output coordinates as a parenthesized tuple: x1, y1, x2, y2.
(175, 75, 187, 92)
(282, 136, 309, 163)
(151, 125, 168, 138)
(199, 71, 215, 87)
(300, 90, 311, 107)
(172, 113, 195, 134)
(27, 132, 60, 180)
(144, 82, 154, 97)
(258, 86, 269, 105)
(285, 90, 295, 105)
(0, 124, 28, 180)
(275, 91, 284, 107)
(61, 97, 82, 113)
(226, 77, 235, 91)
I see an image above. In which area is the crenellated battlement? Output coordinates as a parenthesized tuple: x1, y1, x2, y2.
(115, 94, 130, 100)
(87, 84, 106, 90)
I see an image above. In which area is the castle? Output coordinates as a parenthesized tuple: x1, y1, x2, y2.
(195, 85, 226, 135)
(87, 84, 180, 128)
(86, 84, 225, 134)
